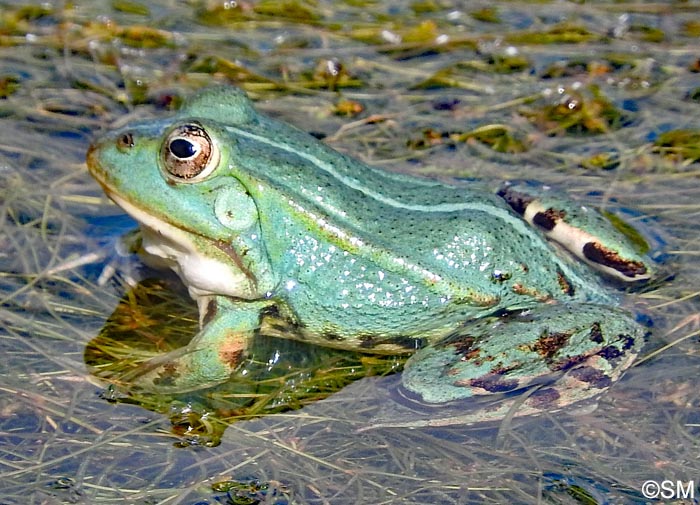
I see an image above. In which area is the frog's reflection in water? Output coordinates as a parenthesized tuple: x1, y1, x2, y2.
(84, 278, 404, 447)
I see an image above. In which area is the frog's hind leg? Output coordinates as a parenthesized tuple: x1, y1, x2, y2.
(498, 181, 654, 284)
(118, 297, 269, 393)
(402, 303, 648, 416)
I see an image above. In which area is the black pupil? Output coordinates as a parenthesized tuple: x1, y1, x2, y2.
(170, 138, 197, 159)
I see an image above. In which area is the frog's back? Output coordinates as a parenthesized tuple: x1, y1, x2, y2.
(219, 109, 600, 313)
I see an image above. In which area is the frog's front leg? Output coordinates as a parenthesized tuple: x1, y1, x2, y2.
(122, 297, 273, 393)
(498, 182, 653, 283)
(402, 303, 648, 413)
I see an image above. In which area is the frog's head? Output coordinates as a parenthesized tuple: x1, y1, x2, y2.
(87, 87, 275, 300)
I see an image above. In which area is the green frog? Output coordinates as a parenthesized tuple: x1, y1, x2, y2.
(87, 86, 654, 421)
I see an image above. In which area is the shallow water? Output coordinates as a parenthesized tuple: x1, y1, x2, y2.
(1, 1, 700, 503)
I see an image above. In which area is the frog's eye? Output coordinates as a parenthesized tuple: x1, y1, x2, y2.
(161, 122, 220, 182)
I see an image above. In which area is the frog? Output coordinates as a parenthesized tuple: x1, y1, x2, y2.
(86, 86, 654, 421)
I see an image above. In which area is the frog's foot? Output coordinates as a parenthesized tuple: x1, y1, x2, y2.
(498, 181, 655, 284)
(402, 303, 648, 416)
(119, 297, 269, 393)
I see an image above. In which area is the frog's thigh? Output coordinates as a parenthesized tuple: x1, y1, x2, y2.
(498, 182, 652, 283)
(402, 304, 647, 407)
(123, 297, 269, 393)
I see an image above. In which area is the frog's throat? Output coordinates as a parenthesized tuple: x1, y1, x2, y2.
(104, 189, 260, 301)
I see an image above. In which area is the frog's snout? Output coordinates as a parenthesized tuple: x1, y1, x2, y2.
(85, 137, 116, 186)
(85, 141, 102, 176)
(87, 130, 137, 168)
(85, 141, 98, 167)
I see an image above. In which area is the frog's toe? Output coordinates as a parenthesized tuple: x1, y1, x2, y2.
(402, 304, 648, 409)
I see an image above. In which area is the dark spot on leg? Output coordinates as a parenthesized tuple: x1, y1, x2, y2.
(455, 373, 520, 393)
(598, 333, 637, 355)
(533, 208, 566, 231)
(322, 333, 344, 342)
(530, 330, 572, 359)
(220, 348, 243, 368)
(219, 332, 246, 368)
(588, 322, 603, 344)
(549, 353, 589, 372)
(557, 270, 575, 296)
(450, 336, 479, 359)
(620, 333, 637, 351)
(569, 366, 612, 389)
(597, 345, 623, 360)
(512, 283, 527, 295)
(491, 270, 512, 283)
(582, 242, 647, 278)
(490, 363, 519, 375)
(526, 387, 561, 409)
(497, 187, 534, 215)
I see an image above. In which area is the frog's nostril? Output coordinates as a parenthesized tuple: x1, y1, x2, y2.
(117, 132, 135, 150)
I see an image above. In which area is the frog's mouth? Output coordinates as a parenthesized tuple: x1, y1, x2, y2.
(97, 181, 261, 301)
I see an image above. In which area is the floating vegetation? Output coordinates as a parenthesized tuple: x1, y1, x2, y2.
(0, 74, 20, 98)
(540, 59, 608, 80)
(687, 87, 700, 102)
(195, 0, 322, 26)
(186, 55, 280, 88)
(111, 24, 177, 48)
(253, 0, 321, 22)
(305, 58, 365, 90)
(333, 98, 364, 116)
(578, 151, 621, 171)
(683, 20, 700, 37)
(111, 0, 151, 16)
(540, 53, 666, 93)
(652, 129, 700, 164)
(506, 23, 598, 45)
(212, 478, 291, 505)
(689, 58, 700, 74)
(629, 24, 665, 43)
(408, 125, 529, 154)
(470, 7, 500, 24)
(0, 3, 54, 28)
(412, 55, 530, 90)
(520, 85, 628, 136)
